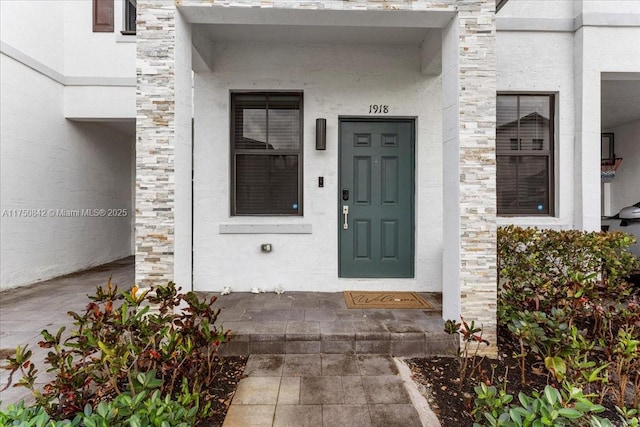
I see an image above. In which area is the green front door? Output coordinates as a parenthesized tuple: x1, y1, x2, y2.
(339, 119, 415, 278)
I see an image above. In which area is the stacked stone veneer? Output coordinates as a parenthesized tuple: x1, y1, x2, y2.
(136, 0, 497, 354)
(452, 1, 498, 356)
(136, 0, 177, 287)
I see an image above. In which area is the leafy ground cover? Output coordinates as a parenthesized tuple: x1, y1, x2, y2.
(1, 281, 247, 426)
(410, 227, 640, 427)
(408, 328, 624, 426)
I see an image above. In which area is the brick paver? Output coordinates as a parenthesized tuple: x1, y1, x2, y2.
(222, 354, 431, 427)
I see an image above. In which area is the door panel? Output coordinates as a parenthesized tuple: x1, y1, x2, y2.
(381, 156, 399, 205)
(339, 120, 414, 278)
(354, 157, 372, 204)
(354, 220, 372, 260)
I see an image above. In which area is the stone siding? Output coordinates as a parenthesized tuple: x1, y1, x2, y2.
(136, 0, 177, 287)
(456, 1, 498, 356)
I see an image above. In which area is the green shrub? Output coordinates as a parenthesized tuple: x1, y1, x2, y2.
(0, 376, 199, 427)
(498, 226, 638, 322)
(616, 404, 640, 427)
(472, 382, 611, 427)
(1, 280, 229, 421)
(0, 400, 66, 426)
(497, 226, 640, 408)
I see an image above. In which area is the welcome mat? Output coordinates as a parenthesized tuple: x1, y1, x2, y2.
(343, 291, 432, 309)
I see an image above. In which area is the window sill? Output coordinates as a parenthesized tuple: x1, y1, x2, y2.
(116, 33, 136, 43)
(219, 224, 312, 234)
(496, 216, 571, 230)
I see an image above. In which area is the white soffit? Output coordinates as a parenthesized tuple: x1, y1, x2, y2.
(182, 7, 453, 46)
(180, 7, 454, 28)
(196, 24, 433, 46)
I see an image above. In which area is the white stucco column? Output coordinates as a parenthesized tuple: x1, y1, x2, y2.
(573, 28, 602, 231)
(442, 16, 461, 324)
(174, 11, 194, 289)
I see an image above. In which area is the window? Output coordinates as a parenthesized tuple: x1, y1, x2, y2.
(231, 92, 303, 216)
(123, 0, 136, 35)
(497, 94, 554, 215)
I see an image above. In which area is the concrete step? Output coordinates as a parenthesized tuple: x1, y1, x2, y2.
(211, 292, 457, 357)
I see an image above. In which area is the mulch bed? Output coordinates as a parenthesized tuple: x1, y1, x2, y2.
(196, 356, 247, 427)
(407, 328, 621, 426)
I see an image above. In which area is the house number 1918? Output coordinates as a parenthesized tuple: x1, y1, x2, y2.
(369, 105, 389, 114)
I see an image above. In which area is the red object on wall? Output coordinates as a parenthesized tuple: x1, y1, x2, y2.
(93, 0, 114, 32)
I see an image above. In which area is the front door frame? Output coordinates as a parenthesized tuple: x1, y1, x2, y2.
(337, 116, 416, 278)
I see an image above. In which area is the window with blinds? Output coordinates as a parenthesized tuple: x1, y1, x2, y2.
(230, 92, 303, 215)
(497, 94, 554, 216)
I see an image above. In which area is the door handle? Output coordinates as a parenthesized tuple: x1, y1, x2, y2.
(342, 205, 349, 230)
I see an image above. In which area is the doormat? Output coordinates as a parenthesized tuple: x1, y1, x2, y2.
(343, 291, 431, 309)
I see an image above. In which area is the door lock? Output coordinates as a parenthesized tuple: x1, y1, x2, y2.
(342, 189, 349, 201)
(342, 205, 349, 230)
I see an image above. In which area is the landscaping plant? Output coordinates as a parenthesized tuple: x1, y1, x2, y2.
(411, 226, 640, 426)
(445, 317, 490, 387)
(1, 280, 232, 423)
(497, 226, 640, 408)
(472, 382, 611, 427)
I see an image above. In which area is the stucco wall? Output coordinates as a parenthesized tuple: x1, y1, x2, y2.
(607, 119, 640, 213)
(63, 0, 136, 78)
(499, 0, 640, 19)
(0, 54, 134, 290)
(1, 0, 135, 79)
(0, 0, 64, 72)
(496, 30, 576, 229)
(499, 0, 575, 19)
(580, 0, 640, 15)
(496, 22, 640, 230)
(193, 41, 443, 292)
(574, 26, 640, 230)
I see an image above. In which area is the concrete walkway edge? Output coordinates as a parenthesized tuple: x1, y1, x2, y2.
(394, 358, 441, 427)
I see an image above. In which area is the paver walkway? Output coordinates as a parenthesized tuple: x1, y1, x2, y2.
(222, 353, 432, 427)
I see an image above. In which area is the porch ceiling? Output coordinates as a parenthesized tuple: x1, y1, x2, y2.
(179, 7, 454, 29)
(183, 6, 453, 47)
(195, 23, 432, 46)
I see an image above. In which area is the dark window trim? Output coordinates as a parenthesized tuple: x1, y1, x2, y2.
(496, 0, 509, 12)
(496, 92, 556, 217)
(229, 91, 304, 217)
(121, 0, 136, 35)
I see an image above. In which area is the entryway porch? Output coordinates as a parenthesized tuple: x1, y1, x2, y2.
(211, 291, 454, 358)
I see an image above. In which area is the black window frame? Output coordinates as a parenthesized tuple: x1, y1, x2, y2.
(230, 91, 304, 216)
(121, 0, 136, 35)
(496, 93, 555, 217)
